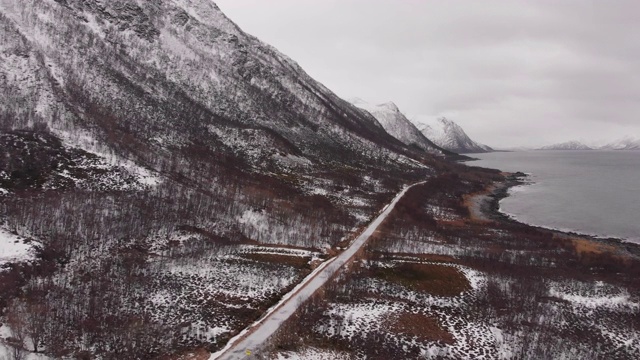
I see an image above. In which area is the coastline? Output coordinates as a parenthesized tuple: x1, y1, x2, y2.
(470, 172, 640, 257)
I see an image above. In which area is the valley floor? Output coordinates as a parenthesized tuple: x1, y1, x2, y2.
(1, 156, 638, 360)
(259, 167, 640, 359)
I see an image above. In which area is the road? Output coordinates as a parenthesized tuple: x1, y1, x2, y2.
(210, 182, 423, 359)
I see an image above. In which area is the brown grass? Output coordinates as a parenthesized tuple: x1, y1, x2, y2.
(159, 348, 210, 360)
(243, 253, 310, 269)
(373, 263, 471, 297)
(462, 185, 494, 223)
(439, 218, 470, 227)
(572, 238, 616, 256)
(388, 312, 454, 344)
(257, 243, 317, 251)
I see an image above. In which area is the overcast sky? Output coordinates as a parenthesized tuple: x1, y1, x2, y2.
(215, 0, 640, 148)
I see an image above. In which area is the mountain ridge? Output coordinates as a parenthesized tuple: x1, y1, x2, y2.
(540, 138, 640, 151)
(349, 98, 445, 156)
(0, 1, 439, 357)
(0, 0, 430, 179)
(600, 137, 640, 150)
(417, 117, 493, 154)
(539, 141, 594, 150)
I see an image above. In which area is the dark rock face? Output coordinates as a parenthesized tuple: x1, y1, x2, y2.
(0, 130, 142, 192)
(53, 0, 160, 42)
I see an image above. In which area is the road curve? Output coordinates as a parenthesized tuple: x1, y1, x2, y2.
(211, 182, 424, 360)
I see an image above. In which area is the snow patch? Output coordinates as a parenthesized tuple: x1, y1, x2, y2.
(548, 287, 639, 310)
(237, 209, 269, 235)
(160, 29, 198, 60)
(274, 347, 351, 360)
(0, 324, 52, 360)
(0, 227, 40, 267)
(55, 129, 161, 187)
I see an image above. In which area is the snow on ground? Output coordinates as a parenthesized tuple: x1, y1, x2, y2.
(425, 204, 461, 221)
(545, 280, 640, 355)
(237, 209, 269, 236)
(0, 324, 52, 360)
(549, 288, 639, 310)
(274, 347, 352, 360)
(0, 227, 39, 268)
(304, 260, 516, 359)
(379, 235, 487, 257)
(300, 179, 373, 210)
(213, 184, 421, 360)
(55, 129, 161, 187)
(210, 258, 338, 360)
(147, 246, 311, 349)
(275, 153, 313, 167)
(421, 314, 504, 359)
(158, 255, 300, 305)
(236, 245, 324, 263)
(321, 301, 404, 340)
(548, 281, 639, 310)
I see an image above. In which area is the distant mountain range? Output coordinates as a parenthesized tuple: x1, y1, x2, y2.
(601, 137, 640, 150)
(351, 99, 492, 154)
(539, 141, 594, 150)
(539, 138, 640, 151)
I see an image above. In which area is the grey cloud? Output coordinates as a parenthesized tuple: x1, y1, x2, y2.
(216, 0, 640, 148)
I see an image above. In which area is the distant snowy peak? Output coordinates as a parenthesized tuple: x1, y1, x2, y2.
(350, 99, 443, 155)
(540, 138, 640, 151)
(417, 118, 493, 154)
(539, 141, 594, 151)
(601, 137, 640, 150)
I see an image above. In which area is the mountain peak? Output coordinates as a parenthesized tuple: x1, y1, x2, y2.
(417, 118, 493, 154)
(437, 117, 454, 125)
(379, 102, 400, 112)
(350, 100, 444, 155)
(539, 141, 594, 150)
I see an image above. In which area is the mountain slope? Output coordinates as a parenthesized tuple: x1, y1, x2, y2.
(537, 138, 640, 151)
(417, 118, 493, 154)
(0, 1, 439, 358)
(601, 137, 640, 150)
(350, 99, 444, 155)
(539, 141, 594, 150)
(0, 0, 427, 179)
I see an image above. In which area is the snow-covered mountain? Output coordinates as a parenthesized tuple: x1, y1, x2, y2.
(0, 1, 441, 357)
(600, 137, 640, 150)
(350, 99, 444, 155)
(417, 118, 493, 154)
(538, 138, 640, 151)
(0, 0, 430, 181)
(539, 141, 594, 150)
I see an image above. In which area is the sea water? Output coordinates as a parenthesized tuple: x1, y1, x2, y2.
(469, 151, 640, 244)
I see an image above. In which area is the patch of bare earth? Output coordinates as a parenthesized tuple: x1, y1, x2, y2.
(373, 263, 471, 297)
(388, 312, 454, 344)
(159, 348, 210, 360)
(242, 253, 311, 269)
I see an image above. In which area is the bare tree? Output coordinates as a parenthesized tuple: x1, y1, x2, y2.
(6, 296, 47, 353)
(5, 299, 27, 360)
